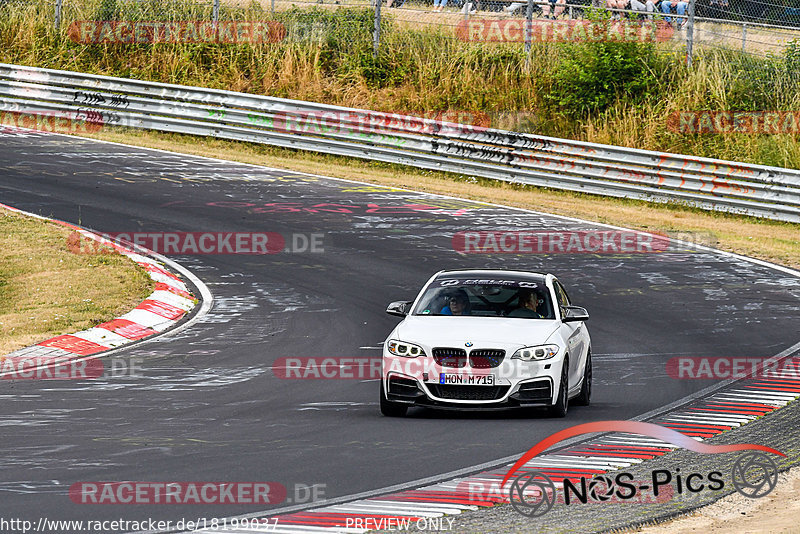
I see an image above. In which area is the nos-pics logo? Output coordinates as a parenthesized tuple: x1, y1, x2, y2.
(502, 421, 782, 518)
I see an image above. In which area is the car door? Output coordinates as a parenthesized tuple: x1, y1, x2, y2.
(554, 279, 586, 391)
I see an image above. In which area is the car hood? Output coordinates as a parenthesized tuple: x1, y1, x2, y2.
(392, 316, 560, 349)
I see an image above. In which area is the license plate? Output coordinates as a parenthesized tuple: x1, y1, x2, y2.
(438, 373, 495, 386)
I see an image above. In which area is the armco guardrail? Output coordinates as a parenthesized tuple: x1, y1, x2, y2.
(1, 63, 799, 224)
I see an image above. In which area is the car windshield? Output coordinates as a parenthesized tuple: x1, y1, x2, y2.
(411, 277, 555, 319)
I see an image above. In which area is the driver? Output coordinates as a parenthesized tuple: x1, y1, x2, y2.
(440, 289, 471, 316)
(508, 289, 543, 318)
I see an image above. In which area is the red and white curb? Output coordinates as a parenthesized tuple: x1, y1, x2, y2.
(178, 347, 800, 534)
(0, 202, 206, 370)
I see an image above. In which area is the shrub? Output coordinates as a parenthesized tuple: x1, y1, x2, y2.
(545, 13, 670, 118)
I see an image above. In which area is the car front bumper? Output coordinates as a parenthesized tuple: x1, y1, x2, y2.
(382, 369, 560, 410)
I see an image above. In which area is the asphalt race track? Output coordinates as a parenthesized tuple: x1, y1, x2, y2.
(2, 129, 800, 530)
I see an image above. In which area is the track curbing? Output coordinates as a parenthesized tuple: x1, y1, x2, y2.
(0, 202, 211, 376)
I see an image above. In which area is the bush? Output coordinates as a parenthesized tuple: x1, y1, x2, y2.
(275, 6, 376, 50)
(785, 38, 800, 73)
(351, 49, 415, 88)
(545, 14, 670, 118)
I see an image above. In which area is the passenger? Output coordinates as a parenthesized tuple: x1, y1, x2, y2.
(440, 289, 471, 315)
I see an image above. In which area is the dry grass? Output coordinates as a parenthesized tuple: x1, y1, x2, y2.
(79, 127, 800, 270)
(0, 210, 154, 355)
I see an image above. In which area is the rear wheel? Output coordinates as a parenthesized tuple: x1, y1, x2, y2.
(380, 381, 408, 417)
(548, 357, 569, 418)
(574, 349, 592, 406)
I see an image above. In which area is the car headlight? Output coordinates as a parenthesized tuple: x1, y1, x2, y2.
(387, 340, 426, 358)
(511, 344, 559, 361)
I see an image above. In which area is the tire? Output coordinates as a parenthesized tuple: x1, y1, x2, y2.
(574, 349, 592, 406)
(548, 357, 569, 418)
(380, 381, 408, 417)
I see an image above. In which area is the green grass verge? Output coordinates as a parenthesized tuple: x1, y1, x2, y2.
(0, 209, 154, 355)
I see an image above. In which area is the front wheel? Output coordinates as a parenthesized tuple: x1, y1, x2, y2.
(574, 349, 592, 406)
(380, 381, 408, 417)
(548, 357, 569, 418)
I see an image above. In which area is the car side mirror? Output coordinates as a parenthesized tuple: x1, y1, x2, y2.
(562, 305, 589, 322)
(386, 300, 413, 317)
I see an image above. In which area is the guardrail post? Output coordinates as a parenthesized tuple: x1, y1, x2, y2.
(212, 0, 220, 27)
(742, 23, 747, 52)
(524, 0, 534, 71)
(54, 0, 63, 30)
(685, 0, 695, 67)
(373, 0, 382, 58)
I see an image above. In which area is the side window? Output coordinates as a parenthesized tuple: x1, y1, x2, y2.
(554, 281, 570, 311)
(558, 283, 572, 306)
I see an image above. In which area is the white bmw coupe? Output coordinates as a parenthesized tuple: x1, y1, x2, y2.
(381, 270, 592, 417)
